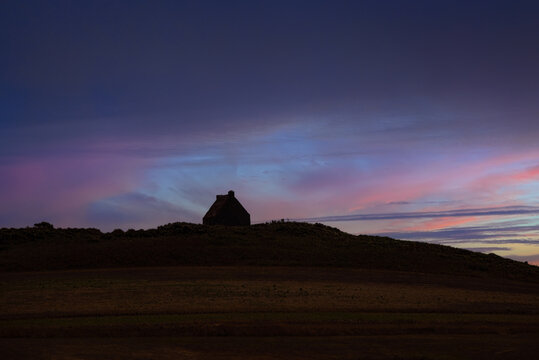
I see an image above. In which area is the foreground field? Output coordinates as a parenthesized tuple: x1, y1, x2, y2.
(1, 266, 539, 359)
(3, 335, 539, 360)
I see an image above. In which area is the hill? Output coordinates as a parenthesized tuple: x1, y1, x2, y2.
(2, 221, 539, 359)
(1, 221, 538, 280)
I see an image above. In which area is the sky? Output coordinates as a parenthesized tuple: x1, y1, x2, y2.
(1, 0, 539, 264)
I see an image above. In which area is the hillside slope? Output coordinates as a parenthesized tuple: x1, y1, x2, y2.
(1, 221, 538, 281)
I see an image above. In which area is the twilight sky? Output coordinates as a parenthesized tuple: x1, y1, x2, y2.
(2, 1, 539, 264)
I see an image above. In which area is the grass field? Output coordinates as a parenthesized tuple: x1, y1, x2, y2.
(2, 266, 539, 359)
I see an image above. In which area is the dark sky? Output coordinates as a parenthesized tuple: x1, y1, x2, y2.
(1, 1, 539, 263)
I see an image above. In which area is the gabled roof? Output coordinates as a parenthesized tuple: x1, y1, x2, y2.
(203, 190, 250, 225)
(204, 194, 231, 218)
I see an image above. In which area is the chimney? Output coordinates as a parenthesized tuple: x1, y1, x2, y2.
(228, 190, 235, 197)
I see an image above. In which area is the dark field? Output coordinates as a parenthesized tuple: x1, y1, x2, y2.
(2, 266, 539, 359)
(3, 335, 539, 360)
(2, 222, 539, 358)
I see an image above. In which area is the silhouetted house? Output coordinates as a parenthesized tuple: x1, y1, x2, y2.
(203, 190, 251, 226)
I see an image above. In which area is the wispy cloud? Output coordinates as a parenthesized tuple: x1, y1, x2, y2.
(464, 247, 512, 252)
(86, 192, 199, 231)
(296, 205, 539, 223)
(372, 223, 539, 253)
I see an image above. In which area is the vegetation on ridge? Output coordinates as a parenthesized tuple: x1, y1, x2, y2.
(1, 221, 538, 281)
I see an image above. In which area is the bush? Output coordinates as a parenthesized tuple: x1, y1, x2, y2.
(34, 222, 54, 230)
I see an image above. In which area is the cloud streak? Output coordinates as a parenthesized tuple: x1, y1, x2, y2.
(296, 206, 539, 223)
(87, 192, 199, 231)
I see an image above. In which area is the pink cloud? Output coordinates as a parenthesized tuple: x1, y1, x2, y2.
(346, 149, 539, 214)
(510, 165, 539, 182)
(469, 163, 539, 198)
(404, 216, 479, 232)
(347, 179, 442, 212)
(0, 154, 151, 227)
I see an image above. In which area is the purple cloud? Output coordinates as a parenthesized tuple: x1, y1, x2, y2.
(296, 206, 539, 223)
(87, 192, 199, 231)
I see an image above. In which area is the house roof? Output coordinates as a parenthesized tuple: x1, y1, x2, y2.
(204, 195, 229, 218)
(203, 190, 249, 219)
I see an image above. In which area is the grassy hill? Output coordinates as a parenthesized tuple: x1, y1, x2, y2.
(2, 221, 539, 359)
(2, 221, 538, 280)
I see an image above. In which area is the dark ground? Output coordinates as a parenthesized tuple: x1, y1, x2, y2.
(2, 222, 538, 281)
(1, 222, 539, 359)
(3, 334, 539, 360)
(1, 266, 538, 359)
